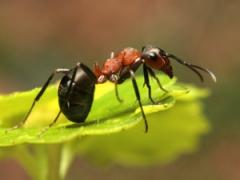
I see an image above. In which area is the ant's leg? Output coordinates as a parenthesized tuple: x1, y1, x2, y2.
(146, 67, 168, 93)
(6, 68, 70, 132)
(38, 110, 62, 136)
(65, 63, 79, 98)
(48, 110, 62, 128)
(109, 73, 123, 103)
(143, 64, 156, 104)
(129, 70, 148, 133)
(115, 84, 123, 103)
(41, 63, 81, 131)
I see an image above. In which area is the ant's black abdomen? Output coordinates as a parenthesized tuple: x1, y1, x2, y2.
(58, 64, 96, 123)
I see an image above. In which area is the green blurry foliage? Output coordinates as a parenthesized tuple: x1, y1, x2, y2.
(0, 73, 210, 180)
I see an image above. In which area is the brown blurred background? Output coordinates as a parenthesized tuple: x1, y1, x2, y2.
(0, 0, 239, 179)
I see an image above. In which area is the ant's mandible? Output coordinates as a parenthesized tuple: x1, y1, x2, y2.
(94, 45, 216, 132)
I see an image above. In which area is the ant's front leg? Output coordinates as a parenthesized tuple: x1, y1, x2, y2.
(143, 64, 157, 104)
(146, 65, 168, 93)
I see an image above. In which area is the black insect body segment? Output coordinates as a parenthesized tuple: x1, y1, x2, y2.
(7, 63, 97, 133)
(58, 64, 96, 123)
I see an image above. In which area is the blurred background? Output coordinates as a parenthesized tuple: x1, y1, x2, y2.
(0, 0, 239, 179)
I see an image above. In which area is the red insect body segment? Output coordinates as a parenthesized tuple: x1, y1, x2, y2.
(144, 56, 165, 69)
(115, 47, 141, 66)
(93, 45, 215, 132)
(101, 58, 122, 75)
(161, 59, 173, 78)
(142, 46, 174, 78)
(145, 57, 173, 78)
(94, 57, 123, 83)
(93, 63, 102, 78)
(94, 47, 142, 84)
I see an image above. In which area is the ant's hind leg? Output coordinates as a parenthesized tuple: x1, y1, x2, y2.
(37, 110, 62, 137)
(38, 63, 82, 136)
(5, 68, 70, 133)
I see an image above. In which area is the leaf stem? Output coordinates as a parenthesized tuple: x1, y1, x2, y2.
(47, 144, 62, 180)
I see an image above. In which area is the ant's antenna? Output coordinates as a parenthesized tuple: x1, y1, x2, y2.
(166, 54, 217, 82)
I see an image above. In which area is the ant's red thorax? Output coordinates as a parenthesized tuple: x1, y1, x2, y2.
(95, 47, 141, 79)
(115, 47, 141, 66)
(101, 58, 122, 75)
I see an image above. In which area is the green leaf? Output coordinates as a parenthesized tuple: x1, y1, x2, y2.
(0, 73, 185, 146)
(75, 100, 209, 166)
(0, 72, 211, 179)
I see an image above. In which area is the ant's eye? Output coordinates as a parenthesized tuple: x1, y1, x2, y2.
(148, 52, 158, 61)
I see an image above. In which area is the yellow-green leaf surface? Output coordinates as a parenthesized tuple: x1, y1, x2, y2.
(0, 74, 208, 147)
(0, 73, 211, 180)
(76, 100, 209, 166)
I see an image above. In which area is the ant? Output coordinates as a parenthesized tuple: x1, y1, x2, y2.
(94, 45, 216, 132)
(8, 45, 216, 135)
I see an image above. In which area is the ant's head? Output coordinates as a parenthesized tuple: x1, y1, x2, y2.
(142, 45, 216, 82)
(141, 45, 161, 61)
(141, 45, 174, 78)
